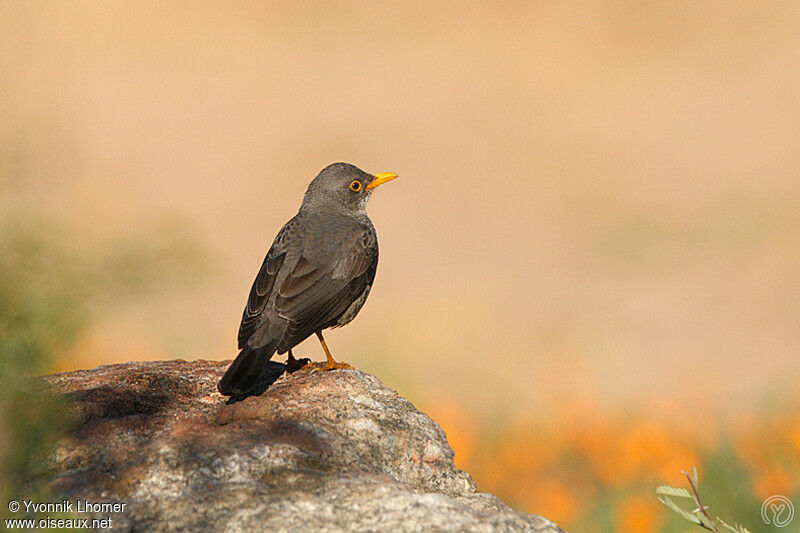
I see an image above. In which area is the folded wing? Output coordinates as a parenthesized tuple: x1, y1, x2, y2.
(275, 224, 378, 351)
(237, 217, 300, 349)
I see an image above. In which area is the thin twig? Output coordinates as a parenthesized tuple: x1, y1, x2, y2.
(682, 469, 717, 533)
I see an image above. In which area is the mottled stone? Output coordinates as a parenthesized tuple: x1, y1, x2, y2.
(42, 360, 563, 532)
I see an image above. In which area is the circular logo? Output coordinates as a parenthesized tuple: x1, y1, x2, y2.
(762, 495, 794, 528)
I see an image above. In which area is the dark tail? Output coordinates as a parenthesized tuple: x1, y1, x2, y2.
(218, 343, 275, 396)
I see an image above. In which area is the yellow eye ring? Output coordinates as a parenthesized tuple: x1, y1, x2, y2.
(349, 180, 362, 192)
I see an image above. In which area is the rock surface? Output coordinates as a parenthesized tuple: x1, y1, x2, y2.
(42, 359, 562, 532)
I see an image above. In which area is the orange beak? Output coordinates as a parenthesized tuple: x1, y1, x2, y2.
(366, 172, 398, 190)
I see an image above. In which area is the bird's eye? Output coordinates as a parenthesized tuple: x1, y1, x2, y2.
(349, 180, 362, 192)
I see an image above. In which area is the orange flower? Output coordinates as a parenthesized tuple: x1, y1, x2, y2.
(753, 468, 794, 502)
(618, 423, 698, 484)
(523, 479, 577, 525)
(789, 421, 800, 457)
(614, 496, 663, 533)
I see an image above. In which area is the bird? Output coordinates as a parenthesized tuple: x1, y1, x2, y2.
(218, 162, 398, 396)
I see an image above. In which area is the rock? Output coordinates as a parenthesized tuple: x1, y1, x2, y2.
(42, 359, 563, 532)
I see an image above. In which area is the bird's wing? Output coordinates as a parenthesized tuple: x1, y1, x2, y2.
(237, 217, 299, 349)
(274, 223, 378, 350)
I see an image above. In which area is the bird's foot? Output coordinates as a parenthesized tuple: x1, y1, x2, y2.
(302, 360, 353, 372)
(322, 360, 353, 371)
(286, 354, 311, 373)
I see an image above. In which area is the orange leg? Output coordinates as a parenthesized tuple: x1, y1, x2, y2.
(314, 330, 352, 371)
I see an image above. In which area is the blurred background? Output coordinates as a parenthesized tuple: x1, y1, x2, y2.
(2, 2, 799, 530)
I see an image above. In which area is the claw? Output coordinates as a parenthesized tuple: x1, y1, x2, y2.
(286, 352, 311, 373)
(305, 361, 353, 373)
(324, 361, 353, 371)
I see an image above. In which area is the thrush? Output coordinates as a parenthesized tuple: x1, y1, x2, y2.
(218, 162, 398, 396)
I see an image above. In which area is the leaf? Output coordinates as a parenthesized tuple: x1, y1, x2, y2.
(696, 512, 715, 530)
(716, 518, 752, 533)
(690, 466, 699, 487)
(657, 496, 704, 526)
(656, 485, 694, 498)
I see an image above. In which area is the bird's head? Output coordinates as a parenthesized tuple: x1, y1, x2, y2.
(302, 162, 397, 214)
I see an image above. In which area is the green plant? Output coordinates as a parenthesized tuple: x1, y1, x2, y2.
(0, 212, 206, 521)
(657, 467, 752, 533)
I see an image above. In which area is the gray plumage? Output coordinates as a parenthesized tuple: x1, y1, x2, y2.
(218, 163, 388, 396)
